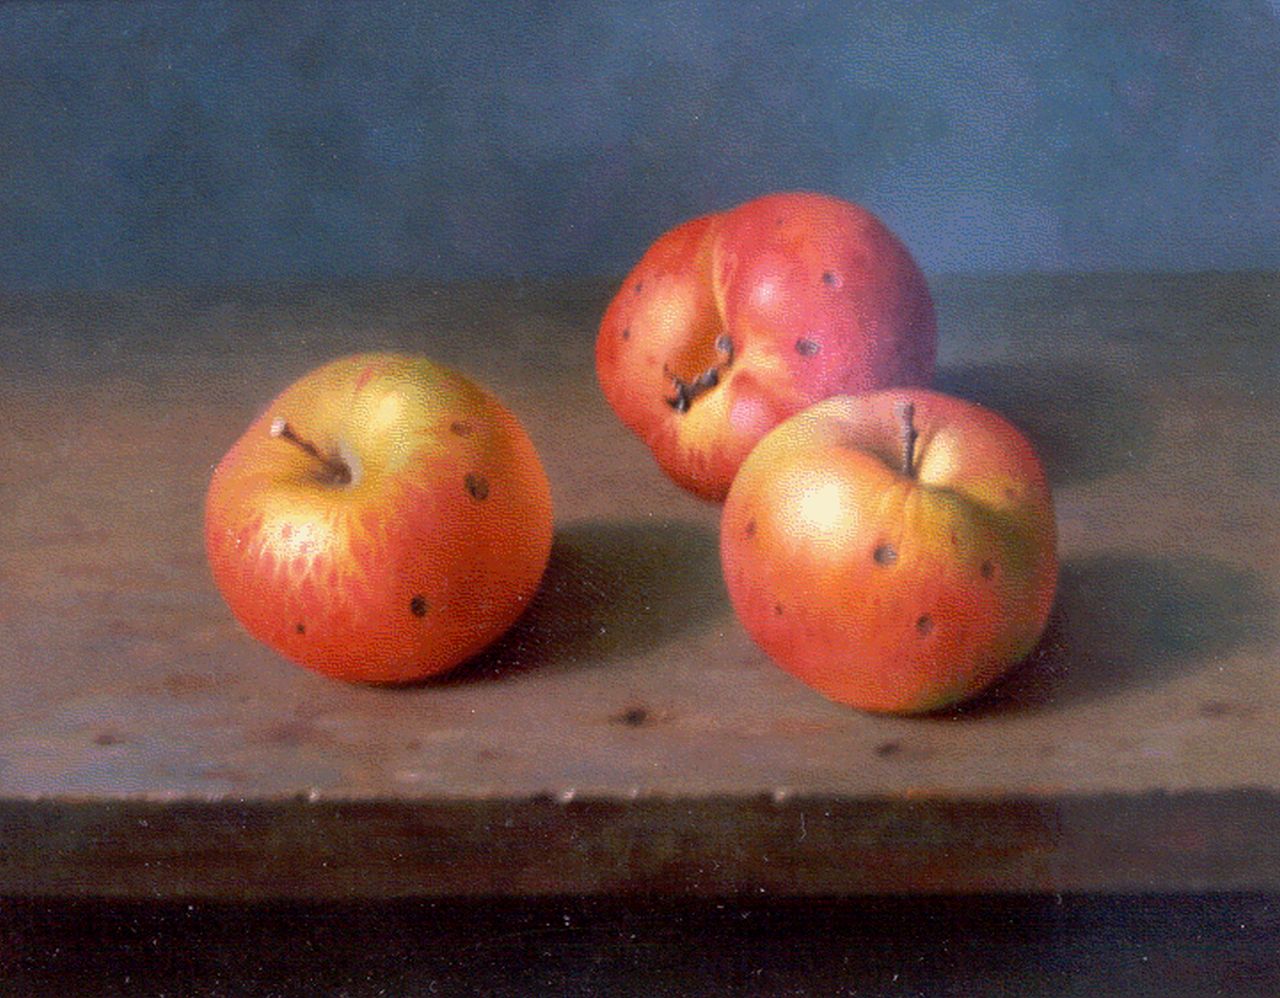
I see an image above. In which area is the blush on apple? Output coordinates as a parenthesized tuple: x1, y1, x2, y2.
(204, 352, 554, 684)
(596, 191, 936, 501)
(720, 389, 1058, 715)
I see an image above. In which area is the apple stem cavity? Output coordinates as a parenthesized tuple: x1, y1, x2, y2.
(270, 417, 352, 485)
(897, 401, 918, 478)
(664, 334, 735, 414)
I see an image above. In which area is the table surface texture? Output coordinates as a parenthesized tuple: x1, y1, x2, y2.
(1, 272, 1276, 898)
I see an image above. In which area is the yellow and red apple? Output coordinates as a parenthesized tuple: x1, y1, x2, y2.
(720, 389, 1057, 714)
(596, 191, 936, 501)
(204, 352, 554, 684)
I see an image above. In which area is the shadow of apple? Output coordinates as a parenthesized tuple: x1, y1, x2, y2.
(434, 517, 726, 684)
(936, 361, 1154, 487)
(950, 552, 1276, 717)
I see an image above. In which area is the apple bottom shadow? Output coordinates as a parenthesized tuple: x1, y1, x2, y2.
(426, 518, 724, 686)
(945, 553, 1276, 718)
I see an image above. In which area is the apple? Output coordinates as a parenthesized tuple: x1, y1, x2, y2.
(720, 389, 1057, 714)
(204, 352, 554, 683)
(596, 191, 936, 501)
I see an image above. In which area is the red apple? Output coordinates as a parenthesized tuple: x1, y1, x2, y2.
(204, 353, 554, 683)
(720, 389, 1057, 714)
(596, 191, 936, 501)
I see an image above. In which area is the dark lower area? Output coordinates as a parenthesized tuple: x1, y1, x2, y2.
(2, 893, 1277, 997)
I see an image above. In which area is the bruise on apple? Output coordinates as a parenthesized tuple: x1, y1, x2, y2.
(596, 192, 937, 502)
(873, 543, 898, 566)
(464, 472, 490, 501)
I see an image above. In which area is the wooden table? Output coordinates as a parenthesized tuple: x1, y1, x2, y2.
(1, 273, 1276, 899)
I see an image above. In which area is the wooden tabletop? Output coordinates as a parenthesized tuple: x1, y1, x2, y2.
(1, 273, 1277, 899)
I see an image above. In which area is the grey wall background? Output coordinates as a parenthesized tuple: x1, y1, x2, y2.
(2, 0, 1278, 292)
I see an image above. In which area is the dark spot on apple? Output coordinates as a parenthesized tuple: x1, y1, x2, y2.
(622, 326, 631, 340)
(981, 560, 995, 580)
(715, 334, 733, 354)
(775, 217, 785, 226)
(821, 270, 840, 287)
(465, 473, 490, 501)
(774, 602, 784, 615)
(295, 621, 306, 634)
(745, 519, 757, 538)
(795, 337, 821, 357)
(874, 544, 898, 566)
(450, 421, 473, 436)
(614, 705, 650, 727)
(410, 594, 428, 617)
(634, 280, 644, 294)
(875, 740, 902, 757)
(916, 614, 934, 636)
(94, 732, 122, 747)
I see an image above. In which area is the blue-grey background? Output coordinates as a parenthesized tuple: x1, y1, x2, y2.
(2, 1, 1278, 292)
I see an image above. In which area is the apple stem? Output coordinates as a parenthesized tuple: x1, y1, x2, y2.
(270, 417, 352, 485)
(897, 401, 918, 478)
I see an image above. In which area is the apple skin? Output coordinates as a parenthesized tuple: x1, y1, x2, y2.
(596, 191, 936, 502)
(720, 389, 1057, 714)
(204, 353, 554, 684)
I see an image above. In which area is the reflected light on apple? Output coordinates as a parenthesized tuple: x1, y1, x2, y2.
(915, 427, 961, 484)
(371, 391, 406, 433)
(359, 391, 418, 470)
(267, 516, 327, 558)
(749, 275, 779, 311)
(791, 476, 847, 535)
(729, 392, 770, 433)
